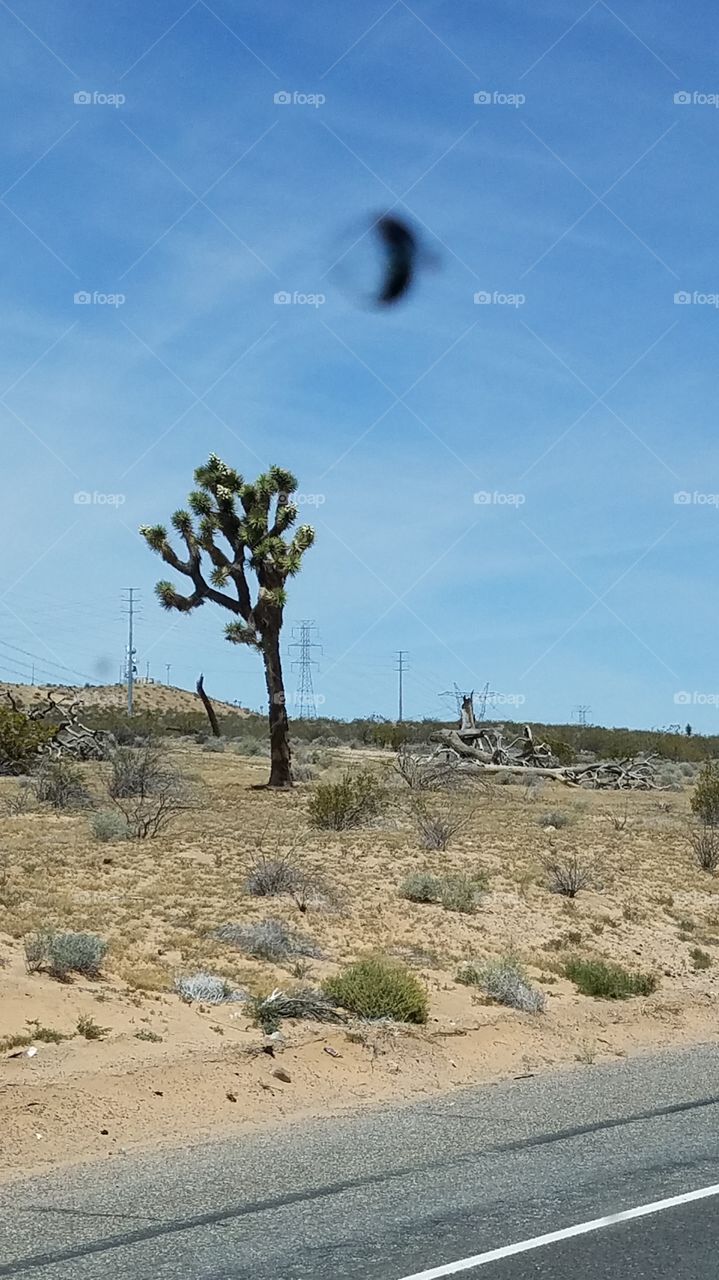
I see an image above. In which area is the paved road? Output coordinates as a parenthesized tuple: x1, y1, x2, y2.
(2, 1044, 719, 1278)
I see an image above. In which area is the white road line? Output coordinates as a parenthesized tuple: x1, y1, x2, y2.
(395, 1180, 719, 1279)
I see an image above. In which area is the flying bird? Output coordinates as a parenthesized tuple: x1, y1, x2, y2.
(374, 214, 418, 305)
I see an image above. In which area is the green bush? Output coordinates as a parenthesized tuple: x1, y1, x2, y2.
(691, 761, 719, 826)
(0, 708, 55, 774)
(24, 930, 107, 981)
(565, 957, 657, 999)
(90, 809, 130, 842)
(399, 871, 441, 903)
(308, 767, 386, 830)
(323, 956, 428, 1023)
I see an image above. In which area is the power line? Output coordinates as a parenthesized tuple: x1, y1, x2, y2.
(0, 638, 94, 684)
(121, 589, 139, 715)
(396, 650, 409, 723)
(290, 620, 322, 719)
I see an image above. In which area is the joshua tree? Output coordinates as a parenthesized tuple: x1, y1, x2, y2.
(140, 455, 315, 787)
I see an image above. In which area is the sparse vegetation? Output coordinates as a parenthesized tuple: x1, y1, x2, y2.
(76, 1014, 110, 1040)
(438, 873, 481, 914)
(394, 747, 458, 791)
(24, 930, 107, 981)
(248, 987, 345, 1033)
(565, 957, 657, 999)
(245, 850, 304, 897)
(412, 798, 472, 850)
(543, 852, 592, 898)
(324, 956, 428, 1023)
(213, 917, 321, 961)
(691, 761, 719, 826)
(539, 810, 571, 829)
(0, 707, 54, 775)
(174, 972, 246, 1004)
(457, 958, 546, 1013)
(690, 946, 712, 971)
(31, 759, 92, 811)
(90, 809, 130, 842)
(308, 767, 386, 830)
(399, 871, 441, 903)
(689, 823, 719, 872)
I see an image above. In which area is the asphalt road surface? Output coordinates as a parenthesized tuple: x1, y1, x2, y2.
(2, 1043, 719, 1278)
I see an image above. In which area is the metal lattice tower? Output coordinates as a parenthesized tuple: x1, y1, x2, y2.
(290, 620, 322, 718)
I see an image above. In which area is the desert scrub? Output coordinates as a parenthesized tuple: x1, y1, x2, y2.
(107, 741, 168, 798)
(76, 1014, 110, 1040)
(438, 873, 483, 914)
(689, 823, 719, 872)
(0, 707, 55, 774)
(399, 871, 441, 903)
(174, 972, 246, 1004)
(24, 930, 107, 981)
(565, 957, 657, 999)
(691, 761, 719, 826)
(248, 987, 345, 1033)
(308, 767, 386, 830)
(457, 958, 546, 1013)
(90, 809, 130, 842)
(411, 798, 472, 850)
(213, 917, 321, 961)
(543, 852, 592, 898)
(690, 946, 712, 971)
(539, 810, 572, 829)
(323, 956, 428, 1023)
(246, 851, 304, 897)
(30, 759, 92, 810)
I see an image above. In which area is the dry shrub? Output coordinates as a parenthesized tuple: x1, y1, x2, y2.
(174, 973, 246, 1004)
(689, 823, 719, 872)
(213, 917, 321, 961)
(31, 759, 92, 810)
(412, 798, 472, 850)
(458, 957, 546, 1013)
(248, 987, 344, 1033)
(543, 852, 592, 898)
(691, 761, 719, 826)
(394, 747, 459, 792)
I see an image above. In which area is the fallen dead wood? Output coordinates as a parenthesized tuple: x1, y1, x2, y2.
(429, 726, 663, 790)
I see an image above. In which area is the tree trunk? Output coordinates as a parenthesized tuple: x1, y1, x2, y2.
(196, 673, 221, 738)
(263, 632, 292, 787)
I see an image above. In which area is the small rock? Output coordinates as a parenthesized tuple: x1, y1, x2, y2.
(153, 1090, 163, 1097)
(324, 1046, 341, 1058)
(272, 1068, 291, 1084)
(226, 1091, 237, 1103)
(100, 1128, 109, 1136)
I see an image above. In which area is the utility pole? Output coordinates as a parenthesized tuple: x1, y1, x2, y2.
(396, 650, 409, 723)
(290, 621, 322, 718)
(121, 588, 139, 715)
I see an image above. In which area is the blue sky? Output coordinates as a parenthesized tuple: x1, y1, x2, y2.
(1, 0, 718, 728)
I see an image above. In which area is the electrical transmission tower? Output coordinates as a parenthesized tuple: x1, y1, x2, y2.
(573, 704, 591, 728)
(290, 621, 322, 718)
(396, 650, 409, 723)
(121, 588, 139, 715)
